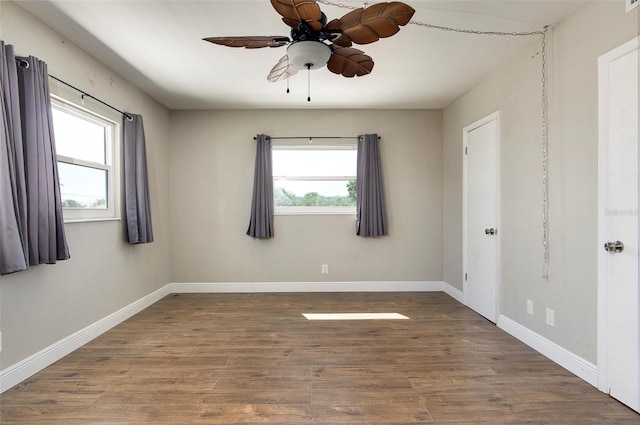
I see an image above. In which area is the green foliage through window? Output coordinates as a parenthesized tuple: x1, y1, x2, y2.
(61, 198, 107, 209)
(274, 180, 356, 207)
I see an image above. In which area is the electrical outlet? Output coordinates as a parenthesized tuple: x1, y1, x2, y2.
(546, 308, 555, 327)
(526, 300, 534, 315)
(321, 264, 328, 274)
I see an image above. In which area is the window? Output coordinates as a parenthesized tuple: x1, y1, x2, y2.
(51, 97, 119, 221)
(272, 144, 357, 214)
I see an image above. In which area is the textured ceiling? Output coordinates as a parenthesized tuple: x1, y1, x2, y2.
(17, 0, 587, 109)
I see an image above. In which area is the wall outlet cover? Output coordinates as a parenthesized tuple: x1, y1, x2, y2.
(546, 308, 555, 327)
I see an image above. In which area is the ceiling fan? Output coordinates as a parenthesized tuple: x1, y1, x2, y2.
(203, 0, 415, 85)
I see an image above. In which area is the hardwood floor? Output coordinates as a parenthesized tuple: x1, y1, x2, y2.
(1, 292, 638, 424)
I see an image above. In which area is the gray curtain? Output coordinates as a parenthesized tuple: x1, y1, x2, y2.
(123, 113, 154, 244)
(18, 54, 70, 266)
(356, 133, 388, 237)
(0, 48, 70, 275)
(1, 42, 28, 274)
(246, 134, 274, 238)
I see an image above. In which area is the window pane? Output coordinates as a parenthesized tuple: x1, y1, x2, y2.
(275, 179, 356, 207)
(52, 107, 107, 164)
(272, 148, 357, 210)
(58, 162, 108, 209)
(273, 149, 356, 177)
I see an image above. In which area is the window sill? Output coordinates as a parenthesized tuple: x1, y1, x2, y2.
(64, 217, 121, 224)
(275, 207, 356, 216)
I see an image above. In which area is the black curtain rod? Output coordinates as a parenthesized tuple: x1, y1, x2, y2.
(15, 58, 133, 121)
(253, 136, 380, 140)
(48, 74, 134, 121)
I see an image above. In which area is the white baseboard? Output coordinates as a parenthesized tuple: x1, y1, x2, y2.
(171, 281, 446, 293)
(497, 314, 598, 386)
(441, 281, 464, 303)
(0, 284, 171, 393)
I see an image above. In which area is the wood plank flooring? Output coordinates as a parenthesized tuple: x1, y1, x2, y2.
(1, 292, 638, 424)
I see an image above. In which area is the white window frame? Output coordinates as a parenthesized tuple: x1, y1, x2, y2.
(273, 144, 357, 215)
(51, 96, 120, 222)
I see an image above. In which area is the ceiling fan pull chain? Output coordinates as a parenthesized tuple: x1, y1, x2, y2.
(307, 64, 311, 102)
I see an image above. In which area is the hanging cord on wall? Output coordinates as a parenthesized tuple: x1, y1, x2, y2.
(318, 0, 545, 37)
(320, 0, 551, 279)
(540, 28, 550, 279)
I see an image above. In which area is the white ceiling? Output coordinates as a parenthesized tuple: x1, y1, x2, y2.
(17, 0, 587, 110)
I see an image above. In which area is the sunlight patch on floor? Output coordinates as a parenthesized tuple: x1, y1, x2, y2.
(302, 313, 409, 320)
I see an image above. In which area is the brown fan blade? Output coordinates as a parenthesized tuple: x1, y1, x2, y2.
(267, 55, 299, 82)
(327, 46, 374, 78)
(330, 2, 415, 46)
(270, 0, 323, 32)
(325, 19, 352, 47)
(203, 36, 289, 49)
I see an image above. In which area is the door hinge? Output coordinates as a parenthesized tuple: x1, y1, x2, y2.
(465, 147, 468, 155)
(465, 273, 468, 281)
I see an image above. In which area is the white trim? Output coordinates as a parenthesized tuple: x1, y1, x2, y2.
(272, 142, 357, 149)
(597, 36, 640, 396)
(498, 314, 598, 387)
(171, 281, 445, 293)
(274, 206, 356, 215)
(64, 217, 122, 224)
(0, 284, 171, 393)
(442, 281, 464, 303)
(51, 95, 121, 223)
(462, 111, 501, 322)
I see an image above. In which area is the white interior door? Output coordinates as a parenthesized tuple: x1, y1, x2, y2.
(464, 112, 500, 323)
(597, 37, 639, 413)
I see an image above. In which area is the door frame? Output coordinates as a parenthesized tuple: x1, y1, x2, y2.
(596, 36, 639, 399)
(462, 111, 501, 321)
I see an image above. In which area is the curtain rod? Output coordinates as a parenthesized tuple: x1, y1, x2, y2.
(15, 58, 133, 121)
(48, 74, 134, 121)
(253, 136, 380, 140)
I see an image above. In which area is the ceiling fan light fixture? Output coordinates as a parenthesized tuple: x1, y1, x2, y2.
(287, 41, 331, 70)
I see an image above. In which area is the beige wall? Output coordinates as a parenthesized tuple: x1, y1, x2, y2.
(169, 109, 443, 284)
(443, 1, 638, 363)
(0, 2, 171, 369)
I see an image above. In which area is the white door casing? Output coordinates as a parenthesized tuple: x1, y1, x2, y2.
(597, 36, 639, 412)
(463, 112, 500, 323)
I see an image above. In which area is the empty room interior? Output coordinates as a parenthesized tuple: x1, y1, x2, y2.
(0, 0, 639, 423)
